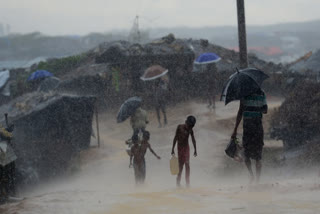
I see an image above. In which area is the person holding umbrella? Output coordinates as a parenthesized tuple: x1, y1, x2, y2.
(154, 77, 168, 128)
(193, 53, 221, 109)
(116, 96, 148, 138)
(130, 106, 149, 138)
(140, 65, 169, 128)
(221, 68, 269, 183)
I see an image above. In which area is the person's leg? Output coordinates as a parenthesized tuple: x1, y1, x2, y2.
(161, 105, 167, 125)
(212, 95, 216, 109)
(255, 160, 262, 183)
(156, 106, 161, 127)
(208, 94, 212, 107)
(176, 161, 184, 187)
(133, 128, 139, 138)
(134, 163, 139, 185)
(245, 157, 254, 183)
(185, 162, 190, 187)
(141, 159, 146, 184)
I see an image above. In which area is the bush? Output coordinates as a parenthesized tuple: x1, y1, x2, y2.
(270, 81, 320, 149)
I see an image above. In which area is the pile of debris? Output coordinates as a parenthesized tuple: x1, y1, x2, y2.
(92, 34, 286, 103)
(270, 80, 320, 149)
(289, 50, 320, 75)
(0, 92, 96, 183)
(6, 34, 288, 109)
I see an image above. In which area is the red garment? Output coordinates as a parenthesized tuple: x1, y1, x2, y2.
(178, 144, 190, 164)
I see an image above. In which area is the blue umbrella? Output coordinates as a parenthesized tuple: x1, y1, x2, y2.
(194, 53, 221, 65)
(27, 70, 53, 81)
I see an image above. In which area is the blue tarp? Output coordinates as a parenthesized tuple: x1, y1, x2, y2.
(27, 70, 53, 81)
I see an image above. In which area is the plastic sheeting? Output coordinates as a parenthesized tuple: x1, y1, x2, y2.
(0, 70, 10, 89)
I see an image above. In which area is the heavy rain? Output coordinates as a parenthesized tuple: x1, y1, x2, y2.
(1, 0, 320, 213)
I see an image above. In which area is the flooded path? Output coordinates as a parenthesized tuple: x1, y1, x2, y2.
(2, 98, 320, 214)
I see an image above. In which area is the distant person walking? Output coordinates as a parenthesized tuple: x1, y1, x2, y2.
(129, 132, 161, 185)
(130, 107, 149, 137)
(231, 89, 268, 183)
(154, 78, 168, 128)
(205, 63, 218, 109)
(171, 116, 197, 187)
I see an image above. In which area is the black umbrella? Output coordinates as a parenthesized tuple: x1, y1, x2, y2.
(117, 96, 142, 123)
(221, 68, 269, 105)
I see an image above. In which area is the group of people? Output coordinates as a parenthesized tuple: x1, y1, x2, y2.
(128, 88, 268, 186)
(128, 114, 197, 186)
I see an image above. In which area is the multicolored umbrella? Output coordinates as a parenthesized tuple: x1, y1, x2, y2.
(194, 53, 221, 65)
(140, 65, 168, 81)
(27, 70, 53, 81)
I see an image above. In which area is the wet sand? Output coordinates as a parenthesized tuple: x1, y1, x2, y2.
(2, 97, 320, 214)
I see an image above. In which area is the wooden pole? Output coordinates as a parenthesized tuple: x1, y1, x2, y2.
(95, 105, 100, 147)
(237, 0, 248, 69)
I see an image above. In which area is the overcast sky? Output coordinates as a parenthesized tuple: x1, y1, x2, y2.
(1, 0, 320, 35)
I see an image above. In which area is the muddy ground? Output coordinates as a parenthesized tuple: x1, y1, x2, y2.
(1, 97, 320, 214)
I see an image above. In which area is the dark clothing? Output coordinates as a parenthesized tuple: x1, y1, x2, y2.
(133, 158, 146, 184)
(243, 117, 264, 160)
(132, 127, 145, 139)
(241, 91, 266, 161)
(178, 144, 190, 164)
(242, 92, 267, 119)
(154, 80, 168, 125)
(0, 162, 16, 200)
(156, 104, 167, 125)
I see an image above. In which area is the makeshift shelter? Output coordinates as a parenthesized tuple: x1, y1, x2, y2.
(0, 92, 96, 183)
(95, 34, 195, 103)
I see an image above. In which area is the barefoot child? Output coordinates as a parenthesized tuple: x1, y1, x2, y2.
(130, 131, 161, 185)
(171, 116, 197, 187)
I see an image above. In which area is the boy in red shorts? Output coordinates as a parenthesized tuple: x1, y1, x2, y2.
(171, 116, 197, 187)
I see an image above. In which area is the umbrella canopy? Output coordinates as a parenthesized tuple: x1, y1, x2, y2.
(140, 65, 168, 81)
(117, 96, 142, 123)
(38, 76, 60, 92)
(221, 68, 269, 105)
(194, 53, 221, 65)
(27, 70, 53, 81)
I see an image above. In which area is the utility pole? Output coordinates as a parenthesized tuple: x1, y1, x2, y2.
(237, 0, 248, 69)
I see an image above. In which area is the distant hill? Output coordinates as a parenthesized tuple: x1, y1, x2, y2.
(0, 32, 128, 61)
(1, 19, 320, 68)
